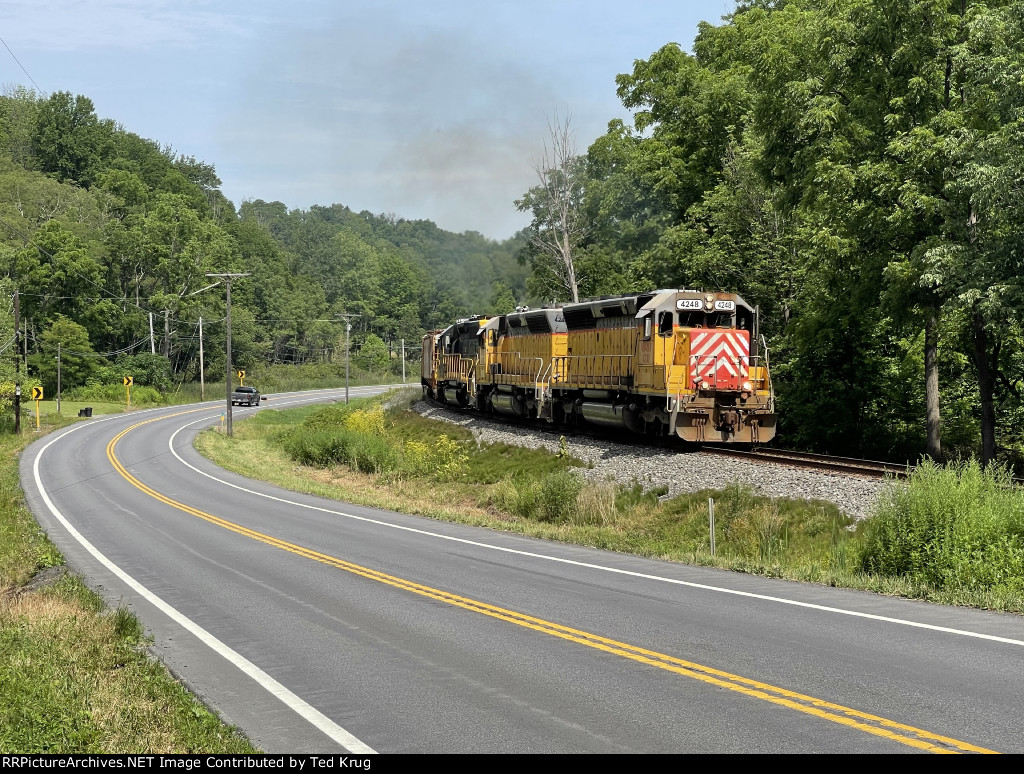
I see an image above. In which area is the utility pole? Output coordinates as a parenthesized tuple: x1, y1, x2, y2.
(207, 273, 249, 437)
(401, 338, 405, 384)
(199, 316, 205, 401)
(56, 342, 61, 415)
(163, 310, 170, 358)
(13, 290, 20, 434)
(335, 313, 360, 404)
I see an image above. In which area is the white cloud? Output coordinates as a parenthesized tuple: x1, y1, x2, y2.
(1, 1, 256, 51)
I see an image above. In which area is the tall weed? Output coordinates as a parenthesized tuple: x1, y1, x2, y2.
(858, 460, 1024, 592)
(574, 483, 618, 526)
(434, 435, 469, 482)
(345, 407, 387, 436)
(282, 427, 358, 467)
(491, 470, 583, 523)
(538, 470, 583, 522)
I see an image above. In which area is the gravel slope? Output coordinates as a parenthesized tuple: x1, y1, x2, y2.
(413, 401, 891, 520)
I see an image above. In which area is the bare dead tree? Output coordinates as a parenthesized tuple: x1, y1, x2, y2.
(516, 112, 586, 303)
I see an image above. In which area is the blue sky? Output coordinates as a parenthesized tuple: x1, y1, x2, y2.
(1, 1, 736, 238)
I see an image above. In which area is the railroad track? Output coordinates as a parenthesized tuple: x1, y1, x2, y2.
(699, 447, 913, 479)
(417, 396, 915, 479)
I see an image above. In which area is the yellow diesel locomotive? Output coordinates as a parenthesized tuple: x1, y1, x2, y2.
(421, 289, 776, 444)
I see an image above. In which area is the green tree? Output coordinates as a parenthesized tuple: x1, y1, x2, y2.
(0, 86, 41, 168)
(516, 114, 587, 302)
(354, 333, 389, 372)
(489, 282, 517, 315)
(748, 0, 1024, 464)
(30, 315, 99, 394)
(32, 92, 112, 187)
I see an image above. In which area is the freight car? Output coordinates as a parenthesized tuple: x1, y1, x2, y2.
(421, 289, 776, 445)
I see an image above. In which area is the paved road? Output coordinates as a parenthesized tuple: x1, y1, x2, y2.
(20, 386, 1024, 753)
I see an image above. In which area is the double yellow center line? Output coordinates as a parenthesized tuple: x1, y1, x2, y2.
(107, 412, 996, 754)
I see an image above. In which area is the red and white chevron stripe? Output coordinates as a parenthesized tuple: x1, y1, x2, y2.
(689, 330, 750, 390)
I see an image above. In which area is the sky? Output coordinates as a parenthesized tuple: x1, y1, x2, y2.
(1, 1, 737, 239)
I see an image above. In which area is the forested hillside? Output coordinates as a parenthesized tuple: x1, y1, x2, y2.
(0, 87, 528, 406)
(515, 0, 1024, 469)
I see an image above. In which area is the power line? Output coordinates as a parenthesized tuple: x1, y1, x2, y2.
(0, 35, 44, 95)
(29, 331, 148, 359)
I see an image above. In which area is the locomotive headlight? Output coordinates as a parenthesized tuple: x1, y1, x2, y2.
(742, 380, 752, 392)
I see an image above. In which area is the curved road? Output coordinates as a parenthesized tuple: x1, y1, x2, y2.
(19, 387, 1024, 753)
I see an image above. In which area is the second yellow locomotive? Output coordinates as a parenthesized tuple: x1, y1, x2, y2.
(422, 289, 776, 445)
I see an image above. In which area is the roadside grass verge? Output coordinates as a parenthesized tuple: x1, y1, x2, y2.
(196, 390, 1024, 614)
(0, 419, 257, 753)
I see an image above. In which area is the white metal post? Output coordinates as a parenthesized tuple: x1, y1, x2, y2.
(709, 497, 716, 557)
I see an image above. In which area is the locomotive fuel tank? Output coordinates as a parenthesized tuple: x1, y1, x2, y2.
(578, 402, 644, 433)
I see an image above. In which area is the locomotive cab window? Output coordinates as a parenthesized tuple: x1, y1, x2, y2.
(658, 311, 674, 335)
(643, 316, 652, 340)
(710, 311, 733, 328)
(678, 311, 704, 328)
(737, 308, 754, 333)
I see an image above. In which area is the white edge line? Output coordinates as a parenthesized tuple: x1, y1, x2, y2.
(165, 400, 1024, 650)
(29, 394, 378, 755)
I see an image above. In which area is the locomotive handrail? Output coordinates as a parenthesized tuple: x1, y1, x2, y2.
(489, 352, 545, 387)
(549, 354, 633, 389)
(437, 354, 476, 385)
(759, 336, 775, 405)
(536, 362, 554, 408)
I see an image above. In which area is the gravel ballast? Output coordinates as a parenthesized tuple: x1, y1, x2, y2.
(413, 401, 890, 521)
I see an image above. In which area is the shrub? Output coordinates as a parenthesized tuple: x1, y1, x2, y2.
(349, 434, 400, 474)
(490, 476, 540, 520)
(65, 383, 163, 405)
(282, 427, 357, 467)
(490, 470, 583, 523)
(857, 460, 1024, 592)
(93, 353, 174, 391)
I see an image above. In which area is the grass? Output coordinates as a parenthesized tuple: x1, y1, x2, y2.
(25, 400, 128, 420)
(195, 389, 1024, 614)
(0, 406, 257, 752)
(1, 577, 256, 753)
